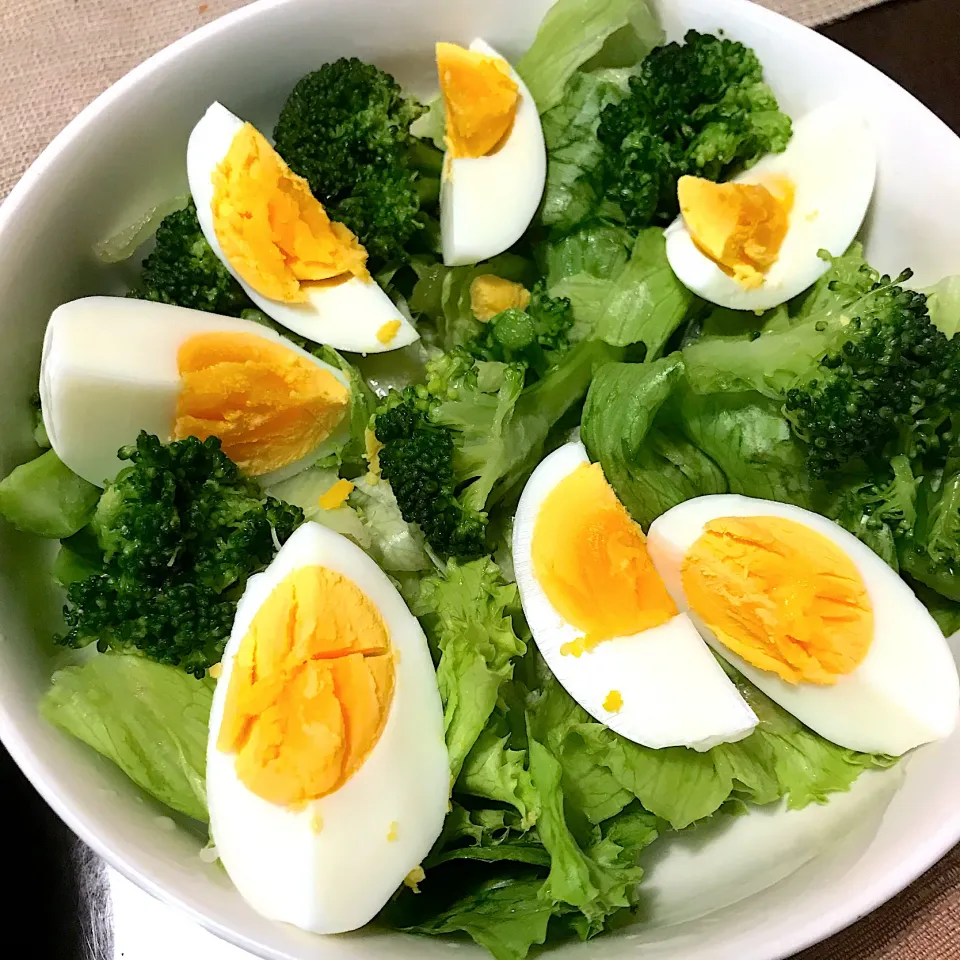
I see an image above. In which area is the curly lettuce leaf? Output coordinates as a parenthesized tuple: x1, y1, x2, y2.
(349, 475, 430, 572)
(924, 274, 960, 339)
(41, 655, 213, 821)
(265, 466, 371, 546)
(408, 558, 527, 780)
(517, 0, 662, 113)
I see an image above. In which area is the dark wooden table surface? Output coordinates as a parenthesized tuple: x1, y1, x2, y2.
(3, 0, 959, 956)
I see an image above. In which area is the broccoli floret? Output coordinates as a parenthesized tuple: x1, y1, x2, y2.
(375, 337, 616, 560)
(827, 455, 919, 569)
(58, 433, 302, 676)
(468, 284, 574, 378)
(135, 201, 252, 315)
(596, 31, 792, 228)
(273, 59, 426, 263)
(685, 254, 960, 478)
(784, 271, 959, 477)
(375, 392, 488, 561)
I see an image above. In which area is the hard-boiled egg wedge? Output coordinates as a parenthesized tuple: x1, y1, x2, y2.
(207, 521, 448, 934)
(187, 102, 417, 353)
(647, 495, 960, 756)
(40, 296, 352, 487)
(665, 100, 877, 311)
(513, 442, 758, 751)
(438, 39, 546, 267)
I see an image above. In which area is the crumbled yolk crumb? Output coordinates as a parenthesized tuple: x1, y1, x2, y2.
(404, 866, 426, 893)
(603, 690, 624, 713)
(217, 565, 395, 806)
(678, 175, 794, 289)
(309, 809, 324, 835)
(318, 478, 355, 511)
(682, 516, 873, 685)
(174, 332, 350, 477)
(208, 662, 222, 679)
(560, 637, 591, 658)
(437, 43, 519, 160)
(376, 320, 403, 344)
(212, 122, 370, 303)
(470, 275, 531, 321)
(387, 821, 399, 842)
(533, 463, 677, 649)
(365, 428, 383, 482)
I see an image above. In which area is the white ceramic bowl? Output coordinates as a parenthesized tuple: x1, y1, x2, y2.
(1, 1, 959, 958)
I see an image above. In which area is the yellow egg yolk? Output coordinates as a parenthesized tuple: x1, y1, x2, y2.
(174, 331, 350, 477)
(318, 478, 355, 511)
(678, 176, 794, 289)
(437, 43, 519, 160)
(470, 275, 531, 321)
(376, 320, 402, 345)
(603, 690, 624, 713)
(211, 123, 370, 303)
(682, 516, 873, 685)
(532, 463, 678, 650)
(217, 565, 395, 807)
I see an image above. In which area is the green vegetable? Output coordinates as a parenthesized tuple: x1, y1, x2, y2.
(41, 655, 213, 821)
(596, 31, 792, 228)
(265, 466, 370, 546)
(377, 336, 614, 560)
(272, 59, 426, 263)
(406, 557, 527, 781)
(685, 249, 960, 479)
(135, 201, 252, 315)
(516, 0, 662, 113)
(468, 284, 575, 377)
(409, 254, 536, 352)
(538, 71, 630, 232)
(349, 475, 431, 572)
(826, 455, 918, 569)
(924, 274, 960, 339)
(59, 433, 302, 676)
(0, 449, 101, 538)
(581, 355, 727, 527)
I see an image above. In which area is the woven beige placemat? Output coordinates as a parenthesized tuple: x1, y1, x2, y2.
(5, 1, 959, 960)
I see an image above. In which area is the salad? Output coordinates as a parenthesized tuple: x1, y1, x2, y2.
(3, 0, 960, 956)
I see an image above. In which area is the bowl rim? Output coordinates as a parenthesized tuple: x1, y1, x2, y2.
(1, 0, 959, 957)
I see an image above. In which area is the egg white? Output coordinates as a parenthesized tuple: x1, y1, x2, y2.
(186, 102, 418, 354)
(665, 100, 878, 311)
(646, 495, 960, 756)
(440, 39, 547, 267)
(206, 521, 449, 934)
(513, 442, 758, 751)
(39, 296, 350, 487)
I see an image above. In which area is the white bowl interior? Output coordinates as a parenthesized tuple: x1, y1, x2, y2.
(1, 1, 960, 958)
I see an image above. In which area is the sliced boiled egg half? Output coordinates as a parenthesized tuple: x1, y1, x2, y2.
(665, 100, 878, 311)
(40, 297, 351, 486)
(187, 102, 417, 353)
(647, 495, 960, 756)
(512, 442, 758, 751)
(206, 521, 448, 934)
(438, 39, 546, 267)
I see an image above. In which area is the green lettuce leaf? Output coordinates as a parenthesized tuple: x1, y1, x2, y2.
(405, 876, 554, 960)
(581, 355, 727, 527)
(677, 388, 814, 508)
(41, 654, 213, 821)
(0, 449, 101, 538)
(408, 558, 527, 780)
(549, 231, 693, 352)
(349, 476, 430, 572)
(924, 275, 960, 339)
(458, 713, 540, 828)
(538, 71, 628, 231)
(265, 466, 371, 546)
(516, 0, 662, 113)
